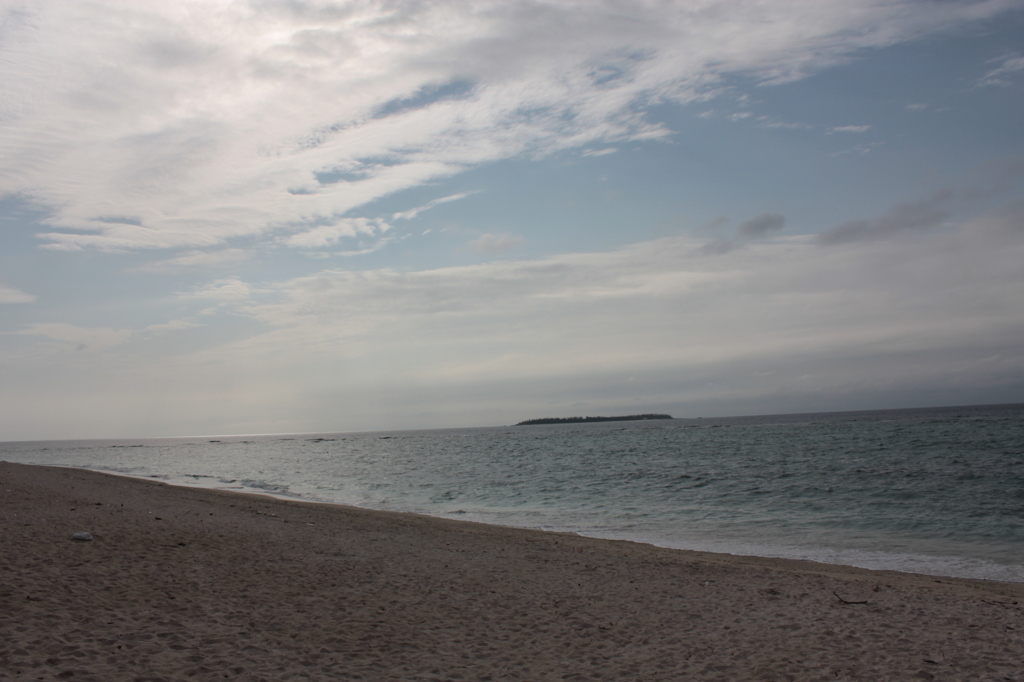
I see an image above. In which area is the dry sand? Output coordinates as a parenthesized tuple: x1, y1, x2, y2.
(1, 461, 1022, 681)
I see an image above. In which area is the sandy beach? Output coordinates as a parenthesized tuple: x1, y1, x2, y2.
(1, 462, 1021, 681)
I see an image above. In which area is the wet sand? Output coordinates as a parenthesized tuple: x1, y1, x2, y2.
(1, 461, 1022, 681)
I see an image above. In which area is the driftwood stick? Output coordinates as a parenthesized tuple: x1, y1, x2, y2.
(833, 590, 869, 604)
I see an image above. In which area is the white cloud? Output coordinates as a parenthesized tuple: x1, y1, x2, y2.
(285, 217, 387, 248)
(760, 120, 812, 130)
(13, 323, 133, 351)
(229, 202, 1024, 385)
(143, 318, 202, 334)
(334, 237, 394, 257)
(391, 192, 477, 221)
(134, 248, 250, 272)
(176, 278, 252, 301)
(831, 141, 885, 157)
(2, 0, 1017, 252)
(470, 232, 523, 251)
(978, 54, 1024, 87)
(0, 283, 35, 303)
(830, 125, 871, 133)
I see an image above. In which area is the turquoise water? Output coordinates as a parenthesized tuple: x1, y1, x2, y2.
(3, 404, 1022, 582)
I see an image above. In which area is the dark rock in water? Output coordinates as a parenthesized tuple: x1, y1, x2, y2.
(71, 532, 93, 541)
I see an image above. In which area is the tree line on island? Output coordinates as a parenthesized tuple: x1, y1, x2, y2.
(515, 414, 673, 426)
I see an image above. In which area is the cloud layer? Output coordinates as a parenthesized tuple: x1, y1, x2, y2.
(0, 283, 35, 304)
(3, 0, 1019, 252)
(6, 198, 1020, 438)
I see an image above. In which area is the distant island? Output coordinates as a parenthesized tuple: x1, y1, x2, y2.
(515, 414, 672, 426)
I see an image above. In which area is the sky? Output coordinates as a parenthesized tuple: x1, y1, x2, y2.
(2, 0, 1024, 440)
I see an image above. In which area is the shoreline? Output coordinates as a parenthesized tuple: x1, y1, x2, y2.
(50, 462, 1024, 585)
(3, 461, 1023, 680)
(49, 458, 1024, 581)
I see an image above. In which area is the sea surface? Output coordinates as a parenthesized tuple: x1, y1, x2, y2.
(3, 404, 1022, 582)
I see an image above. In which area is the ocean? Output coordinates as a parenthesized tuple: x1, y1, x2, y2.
(3, 403, 1022, 582)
